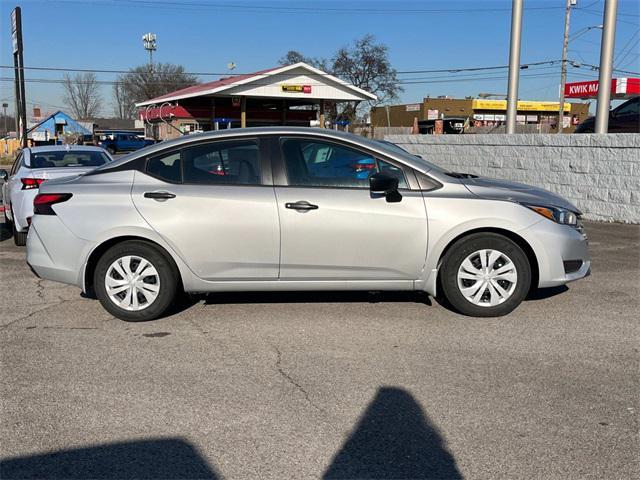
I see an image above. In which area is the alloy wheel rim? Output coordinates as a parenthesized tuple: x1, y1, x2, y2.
(457, 249, 518, 307)
(105, 255, 160, 311)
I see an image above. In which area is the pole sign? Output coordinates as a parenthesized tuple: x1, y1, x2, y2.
(565, 78, 640, 99)
(11, 9, 18, 53)
(12, 7, 28, 148)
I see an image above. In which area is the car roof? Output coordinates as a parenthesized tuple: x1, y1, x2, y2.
(94, 126, 435, 174)
(27, 145, 106, 153)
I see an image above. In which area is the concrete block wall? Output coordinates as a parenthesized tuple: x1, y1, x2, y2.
(385, 133, 640, 223)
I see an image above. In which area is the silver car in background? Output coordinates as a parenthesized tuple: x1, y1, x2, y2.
(26, 127, 590, 321)
(1, 145, 112, 245)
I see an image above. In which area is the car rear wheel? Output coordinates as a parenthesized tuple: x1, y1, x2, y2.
(11, 210, 27, 246)
(440, 233, 531, 317)
(93, 240, 178, 321)
(107, 146, 116, 155)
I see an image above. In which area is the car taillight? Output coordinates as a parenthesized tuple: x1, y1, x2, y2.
(21, 178, 46, 190)
(33, 193, 72, 215)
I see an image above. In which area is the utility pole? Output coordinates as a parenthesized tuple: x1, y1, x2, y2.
(11, 7, 27, 148)
(558, 0, 574, 133)
(506, 0, 523, 134)
(143, 33, 157, 72)
(595, 0, 618, 133)
(2, 103, 8, 137)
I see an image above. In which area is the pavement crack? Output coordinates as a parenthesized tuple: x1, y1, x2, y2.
(0, 299, 70, 330)
(272, 344, 325, 414)
(35, 279, 46, 302)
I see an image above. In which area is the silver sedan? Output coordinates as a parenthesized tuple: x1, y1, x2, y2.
(26, 127, 590, 321)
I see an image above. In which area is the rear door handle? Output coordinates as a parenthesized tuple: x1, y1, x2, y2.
(285, 201, 319, 211)
(144, 191, 176, 200)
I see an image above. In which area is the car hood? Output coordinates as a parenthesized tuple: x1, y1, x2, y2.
(458, 174, 580, 213)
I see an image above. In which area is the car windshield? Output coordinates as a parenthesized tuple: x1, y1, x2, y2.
(373, 139, 450, 174)
(29, 150, 111, 168)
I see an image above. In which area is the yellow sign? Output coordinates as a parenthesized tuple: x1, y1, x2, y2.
(281, 84, 312, 94)
(472, 99, 571, 112)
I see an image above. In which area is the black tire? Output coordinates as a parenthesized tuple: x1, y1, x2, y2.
(93, 240, 179, 321)
(440, 233, 531, 317)
(12, 210, 27, 246)
(107, 146, 117, 155)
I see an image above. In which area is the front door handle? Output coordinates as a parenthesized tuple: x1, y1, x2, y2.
(144, 191, 176, 200)
(285, 201, 319, 211)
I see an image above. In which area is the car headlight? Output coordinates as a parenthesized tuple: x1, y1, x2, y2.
(523, 204, 579, 226)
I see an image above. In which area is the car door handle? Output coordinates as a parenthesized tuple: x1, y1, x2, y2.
(144, 191, 176, 200)
(285, 201, 318, 211)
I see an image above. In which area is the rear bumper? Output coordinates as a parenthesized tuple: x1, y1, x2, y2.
(26, 216, 94, 288)
(12, 190, 37, 232)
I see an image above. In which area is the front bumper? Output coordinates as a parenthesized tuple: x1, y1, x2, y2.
(520, 219, 591, 288)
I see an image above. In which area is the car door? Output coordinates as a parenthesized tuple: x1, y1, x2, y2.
(131, 137, 280, 280)
(273, 136, 428, 281)
(3, 152, 24, 218)
(610, 98, 639, 133)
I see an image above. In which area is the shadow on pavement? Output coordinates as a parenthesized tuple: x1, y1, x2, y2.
(0, 219, 12, 242)
(0, 438, 220, 479)
(323, 387, 462, 480)
(203, 290, 432, 306)
(526, 285, 569, 301)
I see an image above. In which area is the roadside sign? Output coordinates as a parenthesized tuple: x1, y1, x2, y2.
(281, 84, 312, 94)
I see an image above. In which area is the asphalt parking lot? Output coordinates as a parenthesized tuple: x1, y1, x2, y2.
(0, 219, 638, 479)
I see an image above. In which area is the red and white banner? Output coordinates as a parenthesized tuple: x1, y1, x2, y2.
(565, 78, 640, 99)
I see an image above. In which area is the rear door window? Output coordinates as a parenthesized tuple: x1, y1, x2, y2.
(146, 151, 182, 183)
(182, 140, 261, 185)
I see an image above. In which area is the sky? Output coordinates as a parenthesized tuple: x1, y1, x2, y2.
(1, 0, 638, 118)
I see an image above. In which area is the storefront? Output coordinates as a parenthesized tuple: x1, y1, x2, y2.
(470, 99, 578, 130)
(370, 97, 590, 133)
(136, 62, 376, 140)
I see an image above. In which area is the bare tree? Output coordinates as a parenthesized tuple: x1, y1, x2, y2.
(278, 50, 329, 71)
(119, 63, 198, 105)
(112, 81, 136, 119)
(332, 35, 402, 121)
(62, 72, 102, 120)
(278, 35, 402, 123)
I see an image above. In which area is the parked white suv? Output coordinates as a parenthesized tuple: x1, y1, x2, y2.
(1, 145, 112, 245)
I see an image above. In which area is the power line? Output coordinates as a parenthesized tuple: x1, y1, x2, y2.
(53, 0, 568, 15)
(614, 29, 640, 69)
(0, 69, 599, 89)
(0, 60, 565, 77)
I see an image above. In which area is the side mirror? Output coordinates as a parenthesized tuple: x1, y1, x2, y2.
(370, 173, 401, 202)
(0, 169, 8, 182)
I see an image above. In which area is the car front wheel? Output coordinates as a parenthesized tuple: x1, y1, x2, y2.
(440, 233, 531, 317)
(94, 240, 178, 321)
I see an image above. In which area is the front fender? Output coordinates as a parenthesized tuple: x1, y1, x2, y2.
(418, 196, 544, 296)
